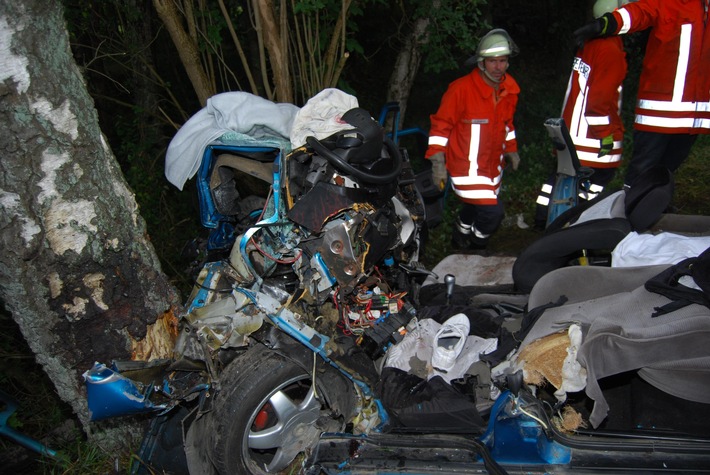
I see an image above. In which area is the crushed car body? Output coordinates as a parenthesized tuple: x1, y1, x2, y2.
(85, 90, 710, 475)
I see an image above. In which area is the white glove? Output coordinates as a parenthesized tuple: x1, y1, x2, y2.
(505, 152, 521, 171)
(429, 152, 447, 190)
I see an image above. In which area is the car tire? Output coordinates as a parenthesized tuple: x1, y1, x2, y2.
(198, 344, 351, 474)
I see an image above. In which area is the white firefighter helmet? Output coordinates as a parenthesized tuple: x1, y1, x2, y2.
(593, 0, 631, 18)
(476, 29, 519, 63)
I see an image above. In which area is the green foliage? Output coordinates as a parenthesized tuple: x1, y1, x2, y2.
(500, 143, 553, 218)
(44, 441, 124, 474)
(419, 192, 459, 267)
(295, 0, 336, 13)
(415, 0, 490, 73)
(674, 135, 710, 215)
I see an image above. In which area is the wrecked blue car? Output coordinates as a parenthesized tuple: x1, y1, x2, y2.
(86, 93, 710, 474)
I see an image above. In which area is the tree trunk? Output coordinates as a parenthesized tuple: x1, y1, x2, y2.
(153, 0, 215, 106)
(0, 0, 181, 450)
(255, 0, 293, 103)
(386, 14, 431, 125)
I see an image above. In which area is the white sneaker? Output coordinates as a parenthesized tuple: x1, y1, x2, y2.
(431, 313, 470, 373)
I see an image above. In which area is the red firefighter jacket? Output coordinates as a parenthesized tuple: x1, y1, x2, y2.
(612, 0, 710, 134)
(562, 37, 626, 168)
(426, 70, 519, 205)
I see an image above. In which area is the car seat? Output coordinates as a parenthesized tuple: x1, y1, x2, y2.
(513, 166, 674, 293)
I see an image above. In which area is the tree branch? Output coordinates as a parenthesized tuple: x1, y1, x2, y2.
(152, 0, 214, 106)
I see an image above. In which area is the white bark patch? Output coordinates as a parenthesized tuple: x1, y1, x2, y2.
(0, 16, 31, 94)
(38, 150, 70, 204)
(111, 180, 141, 228)
(45, 199, 97, 255)
(63, 295, 88, 321)
(72, 163, 83, 179)
(47, 271, 63, 299)
(100, 133, 110, 153)
(30, 98, 79, 140)
(0, 189, 41, 244)
(83, 273, 108, 310)
(38, 150, 98, 255)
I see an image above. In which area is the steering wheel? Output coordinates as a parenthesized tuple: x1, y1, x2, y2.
(306, 134, 403, 185)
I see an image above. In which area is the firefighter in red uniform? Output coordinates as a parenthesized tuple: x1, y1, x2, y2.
(426, 29, 521, 250)
(536, 0, 628, 227)
(575, 0, 710, 188)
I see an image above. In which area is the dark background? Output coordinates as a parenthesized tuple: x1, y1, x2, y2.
(5, 2, 710, 472)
